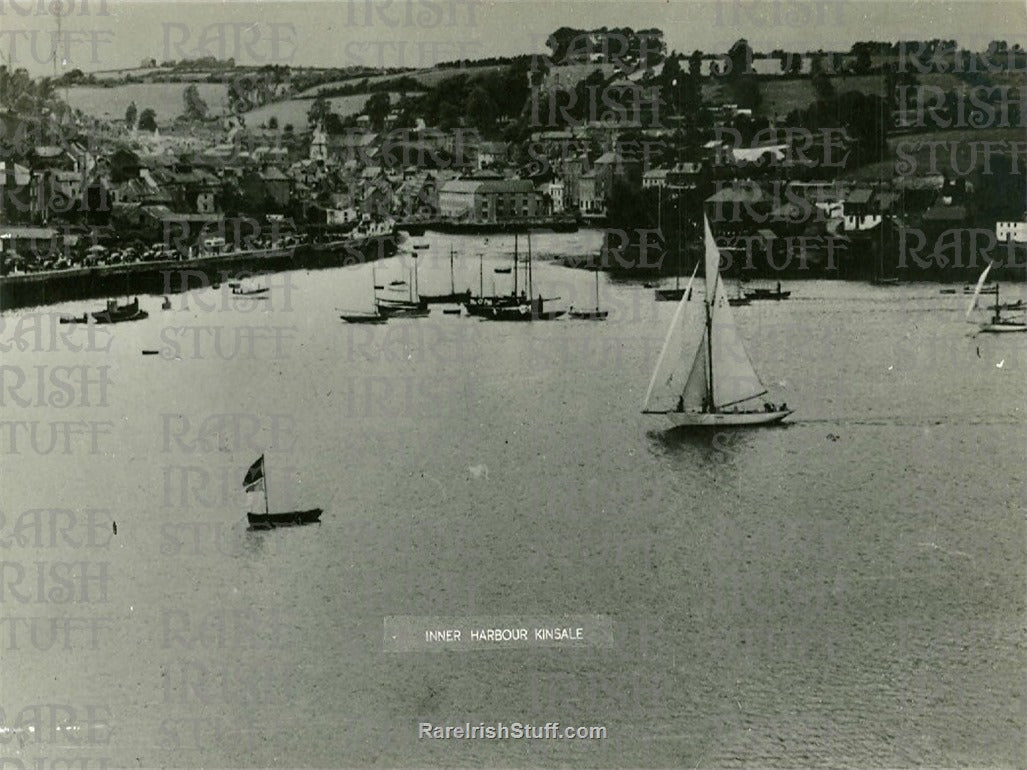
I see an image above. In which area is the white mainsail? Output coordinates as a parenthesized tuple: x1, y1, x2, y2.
(703, 218, 767, 410)
(641, 262, 701, 412)
(965, 263, 994, 319)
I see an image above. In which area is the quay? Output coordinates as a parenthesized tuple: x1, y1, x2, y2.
(397, 217, 579, 236)
(0, 233, 397, 311)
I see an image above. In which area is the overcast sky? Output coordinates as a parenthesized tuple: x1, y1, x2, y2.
(1, 0, 1023, 76)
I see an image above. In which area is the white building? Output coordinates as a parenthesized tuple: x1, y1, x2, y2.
(642, 168, 669, 189)
(547, 180, 565, 213)
(996, 216, 1027, 242)
(326, 207, 358, 226)
(310, 127, 328, 162)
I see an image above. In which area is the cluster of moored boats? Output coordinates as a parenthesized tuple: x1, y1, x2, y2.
(338, 234, 610, 324)
(57, 280, 270, 325)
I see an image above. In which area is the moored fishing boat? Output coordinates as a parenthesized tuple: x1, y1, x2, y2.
(568, 265, 608, 320)
(745, 284, 791, 300)
(419, 246, 472, 304)
(479, 232, 563, 321)
(92, 297, 149, 323)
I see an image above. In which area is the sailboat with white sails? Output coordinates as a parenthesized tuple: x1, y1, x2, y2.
(642, 216, 793, 427)
(966, 262, 1027, 333)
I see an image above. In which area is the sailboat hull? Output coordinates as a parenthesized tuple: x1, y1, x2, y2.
(648, 409, 793, 427)
(980, 321, 1027, 333)
(655, 288, 686, 301)
(568, 308, 609, 320)
(340, 313, 387, 323)
(247, 508, 323, 529)
(420, 291, 471, 304)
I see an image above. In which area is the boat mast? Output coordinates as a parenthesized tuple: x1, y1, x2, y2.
(262, 455, 270, 515)
(449, 246, 455, 294)
(705, 274, 716, 413)
(513, 234, 519, 297)
(527, 232, 533, 298)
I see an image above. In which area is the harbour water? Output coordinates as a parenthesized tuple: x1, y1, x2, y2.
(2, 231, 1024, 768)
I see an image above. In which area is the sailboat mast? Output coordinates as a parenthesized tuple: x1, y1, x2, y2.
(262, 455, 270, 515)
(513, 234, 519, 297)
(706, 276, 716, 412)
(527, 232, 533, 298)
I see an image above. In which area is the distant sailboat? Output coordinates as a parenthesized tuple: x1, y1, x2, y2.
(244, 455, 322, 529)
(642, 216, 793, 427)
(376, 258, 429, 317)
(340, 265, 388, 323)
(480, 232, 563, 321)
(568, 264, 608, 320)
(465, 235, 525, 316)
(966, 263, 1027, 333)
(420, 245, 471, 304)
(654, 247, 686, 301)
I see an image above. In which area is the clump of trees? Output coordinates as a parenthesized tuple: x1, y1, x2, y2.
(182, 84, 209, 120)
(138, 108, 158, 132)
(546, 27, 666, 68)
(719, 38, 761, 111)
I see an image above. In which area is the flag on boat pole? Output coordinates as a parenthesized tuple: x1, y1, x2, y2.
(243, 455, 265, 493)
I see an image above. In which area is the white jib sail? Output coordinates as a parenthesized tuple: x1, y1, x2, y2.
(709, 273, 768, 409)
(966, 263, 994, 319)
(642, 262, 702, 412)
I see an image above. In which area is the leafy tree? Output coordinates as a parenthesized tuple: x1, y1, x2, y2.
(364, 91, 391, 130)
(125, 101, 137, 128)
(853, 47, 873, 74)
(811, 55, 836, 101)
(688, 50, 703, 80)
(183, 84, 208, 120)
(138, 108, 157, 132)
(464, 86, 496, 133)
(546, 27, 587, 64)
(307, 96, 331, 128)
(727, 38, 753, 78)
